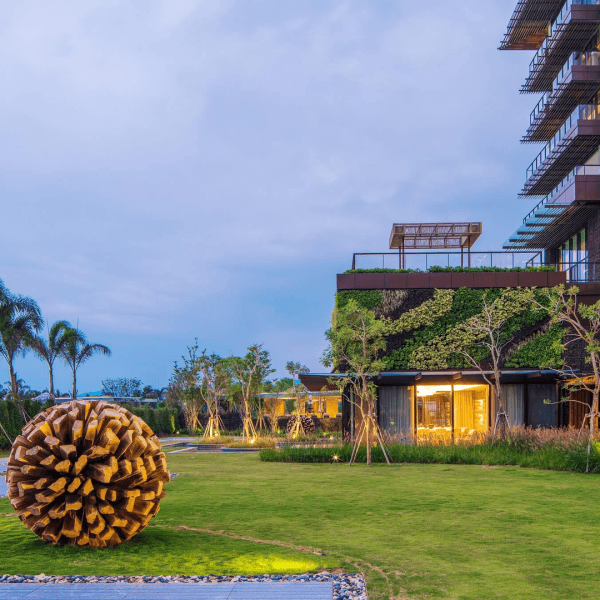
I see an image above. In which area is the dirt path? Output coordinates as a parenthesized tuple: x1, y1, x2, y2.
(156, 523, 409, 600)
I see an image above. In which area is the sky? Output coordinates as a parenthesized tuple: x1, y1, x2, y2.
(1, 0, 539, 394)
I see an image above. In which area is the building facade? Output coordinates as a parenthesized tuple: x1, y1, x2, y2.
(501, 0, 600, 283)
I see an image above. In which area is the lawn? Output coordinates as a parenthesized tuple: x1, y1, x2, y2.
(1, 453, 600, 600)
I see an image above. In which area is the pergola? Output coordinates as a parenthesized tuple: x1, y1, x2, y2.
(388, 222, 482, 268)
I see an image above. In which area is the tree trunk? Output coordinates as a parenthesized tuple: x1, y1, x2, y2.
(366, 404, 372, 466)
(48, 365, 55, 399)
(494, 379, 507, 441)
(9, 359, 17, 397)
(72, 369, 77, 400)
(587, 390, 599, 473)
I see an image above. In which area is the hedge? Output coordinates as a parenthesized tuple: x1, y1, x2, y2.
(0, 398, 55, 447)
(0, 401, 179, 447)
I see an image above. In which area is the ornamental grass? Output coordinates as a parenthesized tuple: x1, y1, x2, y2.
(259, 426, 600, 473)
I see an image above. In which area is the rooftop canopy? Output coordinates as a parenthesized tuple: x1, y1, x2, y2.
(389, 222, 482, 251)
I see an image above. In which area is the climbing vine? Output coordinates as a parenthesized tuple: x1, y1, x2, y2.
(336, 290, 382, 310)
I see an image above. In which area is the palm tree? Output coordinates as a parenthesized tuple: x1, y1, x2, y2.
(0, 279, 43, 398)
(61, 327, 111, 399)
(27, 320, 72, 400)
(4, 378, 30, 397)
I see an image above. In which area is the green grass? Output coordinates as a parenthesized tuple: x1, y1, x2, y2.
(2, 454, 600, 599)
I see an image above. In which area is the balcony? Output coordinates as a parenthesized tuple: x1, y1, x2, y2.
(505, 165, 600, 250)
(522, 0, 600, 93)
(524, 51, 600, 141)
(522, 104, 600, 195)
(501, 0, 565, 50)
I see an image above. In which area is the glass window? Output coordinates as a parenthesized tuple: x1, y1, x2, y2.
(417, 384, 489, 443)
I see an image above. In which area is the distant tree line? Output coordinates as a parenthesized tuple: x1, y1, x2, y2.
(166, 340, 309, 437)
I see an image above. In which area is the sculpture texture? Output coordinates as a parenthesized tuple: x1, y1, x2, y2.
(286, 415, 315, 436)
(6, 400, 170, 547)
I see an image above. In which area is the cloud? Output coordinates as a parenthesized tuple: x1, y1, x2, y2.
(0, 0, 538, 389)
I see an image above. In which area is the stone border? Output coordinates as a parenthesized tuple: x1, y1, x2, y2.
(0, 573, 367, 600)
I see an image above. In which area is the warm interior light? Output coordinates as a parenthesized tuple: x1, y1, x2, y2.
(417, 384, 483, 396)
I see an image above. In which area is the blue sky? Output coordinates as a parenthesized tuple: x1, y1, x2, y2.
(2, 0, 538, 393)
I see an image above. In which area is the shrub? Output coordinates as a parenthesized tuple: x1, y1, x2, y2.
(224, 439, 276, 449)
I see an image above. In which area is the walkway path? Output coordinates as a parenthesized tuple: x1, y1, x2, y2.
(0, 458, 7, 498)
(0, 582, 332, 599)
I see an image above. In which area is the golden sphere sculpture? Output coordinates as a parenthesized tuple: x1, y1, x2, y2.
(286, 415, 315, 436)
(6, 400, 170, 547)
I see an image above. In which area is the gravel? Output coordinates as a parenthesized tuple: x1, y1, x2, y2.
(0, 573, 368, 599)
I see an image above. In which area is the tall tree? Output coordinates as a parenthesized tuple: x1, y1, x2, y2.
(197, 351, 231, 440)
(285, 362, 309, 397)
(170, 343, 203, 434)
(322, 299, 390, 465)
(101, 377, 142, 398)
(61, 327, 111, 399)
(0, 279, 43, 399)
(27, 320, 72, 400)
(538, 285, 600, 472)
(263, 377, 294, 393)
(284, 361, 311, 437)
(227, 344, 274, 440)
(4, 378, 30, 397)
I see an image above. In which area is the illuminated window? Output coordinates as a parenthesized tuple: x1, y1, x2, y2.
(416, 384, 489, 441)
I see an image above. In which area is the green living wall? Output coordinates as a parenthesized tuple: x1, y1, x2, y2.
(334, 287, 562, 370)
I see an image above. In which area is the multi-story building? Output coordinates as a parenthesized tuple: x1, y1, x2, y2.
(501, 0, 600, 283)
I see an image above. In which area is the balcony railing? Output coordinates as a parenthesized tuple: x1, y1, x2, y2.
(529, 0, 600, 76)
(563, 261, 600, 281)
(351, 251, 543, 271)
(526, 103, 600, 180)
(546, 163, 600, 203)
(530, 51, 600, 125)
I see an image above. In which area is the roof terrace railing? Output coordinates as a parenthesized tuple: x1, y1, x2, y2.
(351, 251, 544, 271)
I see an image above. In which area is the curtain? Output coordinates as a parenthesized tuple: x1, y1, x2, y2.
(454, 390, 475, 430)
(379, 386, 413, 435)
(495, 384, 525, 427)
